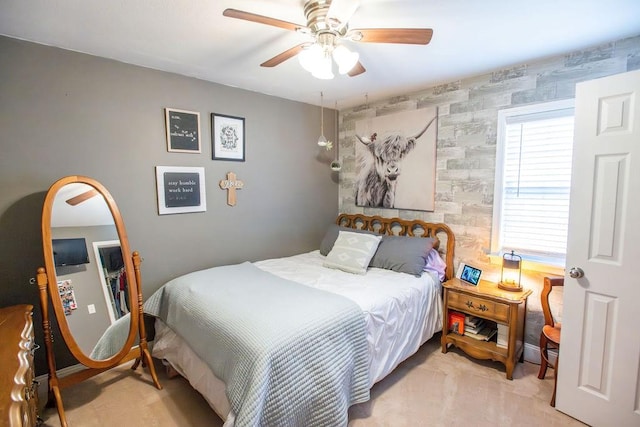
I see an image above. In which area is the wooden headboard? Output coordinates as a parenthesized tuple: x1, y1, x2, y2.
(336, 213, 456, 281)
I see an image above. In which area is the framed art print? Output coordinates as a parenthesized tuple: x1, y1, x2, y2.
(165, 108, 201, 153)
(155, 166, 206, 215)
(354, 106, 437, 211)
(212, 113, 245, 161)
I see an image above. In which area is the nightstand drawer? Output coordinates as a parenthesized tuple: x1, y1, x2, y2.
(448, 292, 510, 323)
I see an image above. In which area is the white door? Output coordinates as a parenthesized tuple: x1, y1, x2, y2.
(556, 69, 640, 426)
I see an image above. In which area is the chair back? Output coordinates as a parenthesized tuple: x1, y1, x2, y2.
(541, 276, 564, 328)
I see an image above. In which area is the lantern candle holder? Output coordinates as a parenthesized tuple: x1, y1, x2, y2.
(498, 250, 522, 292)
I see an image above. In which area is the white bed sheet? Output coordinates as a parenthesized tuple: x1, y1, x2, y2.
(152, 250, 443, 423)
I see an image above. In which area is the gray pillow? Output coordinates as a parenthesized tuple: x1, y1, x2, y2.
(319, 224, 379, 256)
(370, 235, 435, 277)
(323, 231, 382, 275)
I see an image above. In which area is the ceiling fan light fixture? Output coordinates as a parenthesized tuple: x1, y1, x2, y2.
(333, 44, 359, 74)
(298, 43, 323, 72)
(224, 3, 435, 79)
(311, 54, 334, 79)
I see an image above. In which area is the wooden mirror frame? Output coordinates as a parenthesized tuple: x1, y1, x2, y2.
(36, 175, 161, 427)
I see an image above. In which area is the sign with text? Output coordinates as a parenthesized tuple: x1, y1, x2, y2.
(155, 166, 206, 214)
(165, 108, 201, 153)
(164, 172, 200, 208)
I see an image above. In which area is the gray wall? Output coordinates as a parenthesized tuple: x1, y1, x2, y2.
(0, 36, 338, 373)
(337, 35, 640, 347)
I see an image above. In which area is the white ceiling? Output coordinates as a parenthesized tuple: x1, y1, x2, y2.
(1, 0, 639, 108)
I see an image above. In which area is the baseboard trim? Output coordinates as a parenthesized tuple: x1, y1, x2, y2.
(36, 363, 85, 385)
(524, 342, 557, 365)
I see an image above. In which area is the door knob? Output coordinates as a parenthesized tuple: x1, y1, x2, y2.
(569, 267, 584, 279)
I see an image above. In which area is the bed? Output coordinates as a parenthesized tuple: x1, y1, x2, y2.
(145, 214, 455, 427)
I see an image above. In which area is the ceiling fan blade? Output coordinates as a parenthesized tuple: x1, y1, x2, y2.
(351, 28, 433, 45)
(348, 61, 366, 77)
(223, 9, 304, 32)
(261, 43, 310, 68)
(327, 0, 360, 29)
(66, 189, 99, 206)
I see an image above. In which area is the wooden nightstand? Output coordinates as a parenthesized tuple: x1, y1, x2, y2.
(441, 278, 532, 379)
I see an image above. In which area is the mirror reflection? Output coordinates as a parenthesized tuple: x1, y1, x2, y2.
(94, 241, 129, 323)
(50, 182, 130, 360)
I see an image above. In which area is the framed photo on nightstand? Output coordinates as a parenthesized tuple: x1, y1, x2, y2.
(457, 263, 482, 286)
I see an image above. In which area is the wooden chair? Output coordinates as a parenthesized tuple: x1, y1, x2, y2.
(538, 276, 564, 406)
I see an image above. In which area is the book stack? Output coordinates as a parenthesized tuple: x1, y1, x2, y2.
(497, 324, 509, 348)
(464, 315, 497, 341)
(448, 311, 466, 335)
(464, 315, 485, 334)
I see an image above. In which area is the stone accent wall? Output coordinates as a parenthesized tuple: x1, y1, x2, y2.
(337, 35, 640, 347)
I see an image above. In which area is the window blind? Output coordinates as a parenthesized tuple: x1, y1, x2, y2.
(497, 105, 574, 261)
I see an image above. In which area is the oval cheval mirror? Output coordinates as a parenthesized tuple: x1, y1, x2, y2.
(35, 176, 161, 427)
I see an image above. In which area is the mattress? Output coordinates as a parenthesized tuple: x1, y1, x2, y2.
(151, 250, 443, 424)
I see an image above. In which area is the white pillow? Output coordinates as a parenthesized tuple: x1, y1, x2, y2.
(323, 230, 382, 275)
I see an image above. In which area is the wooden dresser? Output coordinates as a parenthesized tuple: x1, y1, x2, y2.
(0, 305, 39, 426)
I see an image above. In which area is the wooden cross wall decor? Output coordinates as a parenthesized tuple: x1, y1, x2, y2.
(219, 172, 244, 206)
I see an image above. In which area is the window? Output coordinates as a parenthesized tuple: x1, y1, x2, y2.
(492, 99, 575, 266)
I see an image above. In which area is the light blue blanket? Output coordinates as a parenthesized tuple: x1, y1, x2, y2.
(90, 312, 132, 360)
(144, 262, 370, 427)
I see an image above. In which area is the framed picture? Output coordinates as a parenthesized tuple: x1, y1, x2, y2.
(155, 166, 206, 215)
(354, 106, 437, 211)
(212, 113, 245, 161)
(165, 108, 201, 153)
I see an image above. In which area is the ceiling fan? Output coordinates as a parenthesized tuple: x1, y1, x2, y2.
(66, 189, 98, 206)
(222, 0, 433, 79)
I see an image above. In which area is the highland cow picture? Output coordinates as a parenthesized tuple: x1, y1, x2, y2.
(355, 107, 437, 211)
